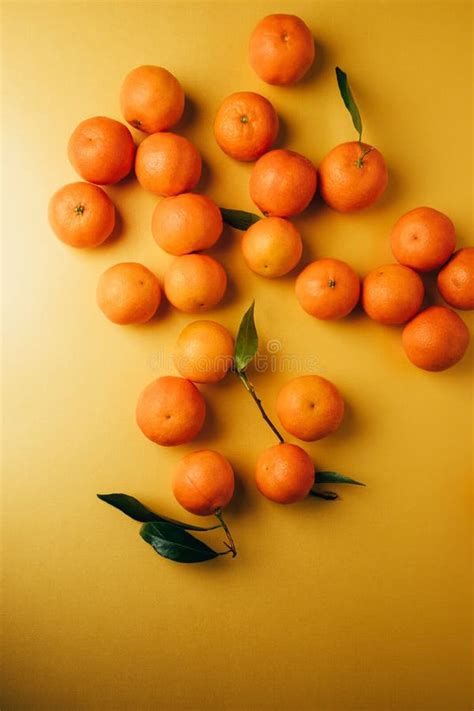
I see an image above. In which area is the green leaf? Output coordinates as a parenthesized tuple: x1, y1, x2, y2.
(97, 493, 212, 531)
(315, 472, 365, 486)
(140, 522, 220, 563)
(309, 490, 339, 500)
(336, 67, 362, 141)
(220, 208, 261, 231)
(234, 301, 258, 373)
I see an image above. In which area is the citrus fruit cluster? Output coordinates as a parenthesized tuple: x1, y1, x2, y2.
(48, 13, 472, 563)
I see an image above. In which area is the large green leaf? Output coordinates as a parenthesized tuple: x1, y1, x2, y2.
(140, 522, 220, 563)
(336, 67, 362, 141)
(220, 208, 261, 230)
(97, 493, 213, 531)
(315, 472, 365, 486)
(234, 301, 258, 373)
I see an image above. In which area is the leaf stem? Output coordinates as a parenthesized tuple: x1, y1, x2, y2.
(215, 510, 237, 558)
(236, 370, 285, 444)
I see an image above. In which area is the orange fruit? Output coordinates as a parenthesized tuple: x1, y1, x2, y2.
(249, 149, 317, 217)
(172, 449, 235, 515)
(361, 264, 424, 325)
(67, 116, 135, 185)
(96, 262, 161, 325)
(241, 217, 303, 277)
(174, 320, 234, 383)
(135, 132, 202, 196)
(276, 375, 344, 442)
(136, 376, 206, 446)
(402, 306, 470, 371)
(120, 65, 185, 133)
(295, 258, 360, 320)
(437, 247, 474, 310)
(151, 193, 223, 256)
(249, 14, 315, 86)
(48, 182, 115, 248)
(255, 443, 314, 504)
(213, 91, 279, 162)
(318, 141, 388, 212)
(390, 206, 456, 272)
(164, 254, 227, 313)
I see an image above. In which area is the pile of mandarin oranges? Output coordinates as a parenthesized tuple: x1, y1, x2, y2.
(48, 14, 473, 561)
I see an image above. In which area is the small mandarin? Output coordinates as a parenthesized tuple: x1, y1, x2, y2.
(172, 449, 235, 515)
(437, 248, 474, 310)
(249, 149, 317, 217)
(136, 376, 206, 446)
(164, 254, 227, 313)
(295, 258, 360, 320)
(241, 217, 303, 277)
(361, 264, 424, 325)
(96, 262, 161, 325)
(151, 193, 223, 256)
(68, 116, 135, 185)
(402, 306, 470, 371)
(120, 65, 185, 133)
(48, 182, 115, 248)
(214, 91, 279, 161)
(135, 132, 202, 196)
(255, 443, 315, 504)
(276, 375, 345, 442)
(390, 206, 456, 272)
(174, 320, 234, 383)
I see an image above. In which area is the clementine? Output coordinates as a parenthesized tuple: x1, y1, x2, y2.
(249, 14, 315, 85)
(136, 376, 206, 446)
(318, 141, 388, 212)
(241, 217, 303, 277)
(255, 443, 314, 504)
(249, 148, 317, 217)
(174, 320, 234, 383)
(96, 262, 161, 325)
(390, 207, 456, 272)
(361, 264, 424, 325)
(135, 132, 201, 196)
(276, 375, 344, 442)
(48, 182, 115, 248)
(151, 193, 223, 255)
(120, 65, 185, 133)
(213, 91, 279, 162)
(164, 254, 227, 313)
(172, 449, 235, 515)
(402, 306, 470, 371)
(67, 116, 135, 185)
(295, 258, 360, 320)
(437, 247, 474, 310)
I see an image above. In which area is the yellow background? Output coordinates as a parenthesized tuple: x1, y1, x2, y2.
(2, 1, 473, 709)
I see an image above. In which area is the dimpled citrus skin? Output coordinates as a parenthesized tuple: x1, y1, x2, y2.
(390, 206, 456, 272)
(172, 449, 235, 515)
(174, 320, 234, 383)
(214, 91, 279, 161)
(120, 65, 185, 133)
(255, 443, 315, 504)
(249, 14, 315, 86)
(67, 116, 135, 185)
(276, 375, 345, 442)
(249, 149, 317, 217)
(295, 258, 360, 320)
(135, 132, 202, 196)
(402, 306, 470, 371)
(318, 142, 388, 212)
(151, 193, 223, 256)
(48, 182, 115, 248)
(241, 217, 303, 277)
(164, 254, 227, 313)
(361, 264, 424, 325)
(437, 248, 474, 310)
(136, 376, 206, 446)
(96, 262, 161, 325)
